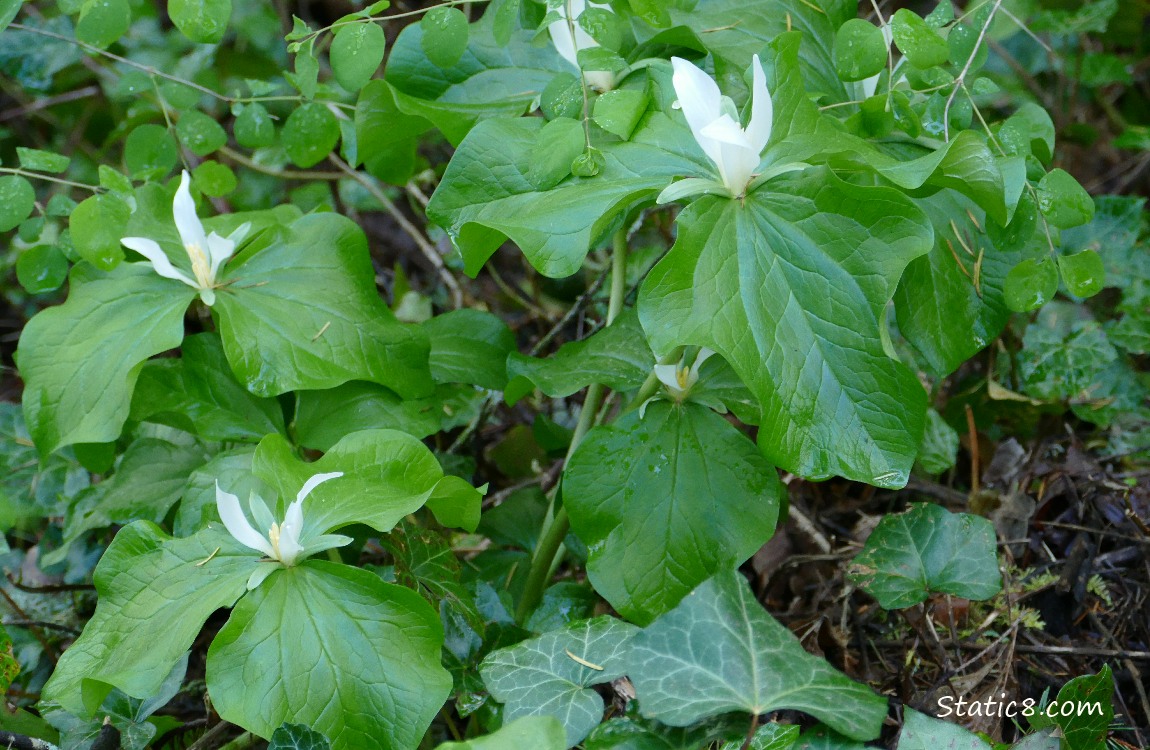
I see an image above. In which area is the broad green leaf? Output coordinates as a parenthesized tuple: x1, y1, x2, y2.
(269, 723, 331, 750)
(1057, 249, 1105, 298)
(916, 409, 958, 475)
(385, 522, 483, 634)
(176, 110, 228, 157)
(565, 401, 781, 625)
(896, 709, 989, 750)
(331, 21, 385, 92)
(1017, 302, 1117, 404)
(252, 429, 479, 535)
(123, 124, 178, 181)
(385, 10, 572, 144)
(1011, 730, 1060, 750)
(436, 716, 566, 750)
(0, 175, 35, 232)
(207, 562, 451, 750)
(42, 522, 257, 715)
(174, 448, 260, 536)
(1027, 665, 1113, 750)
(835, 19, 886, 82)
(1060, 195, 1146, 290)
(16, 146, 69, 173)
(719, 723, 800, 750)
(76, 0, 130, 48)
(481, 616, 640, 747)
(130, 332, 285, 441)
(421, 6, 469, 68)
(0, 403, 88, 529)
(16, 243, 69, 294)
(423, 309, 515, 389)
(1037, 169, 1094, 229)
(894, 191, 1042, 377)
(504, 308, 652, 405)
(524, 582, 597, 634)
(890, 10, 948, 69)
(0, 0, 22, 34)
(169, 0, 230, 43)
(585, 712, 747, 750)
(848, 502, 1002, 608)
(355, 80, 431, 183)
(234, 103, 277, 148)
(214, 213, 432, 399)
(281, 102, 340, 168)
(69, 192, 130, 269)
(16, 263, 196, 453)
(1004, 257, 1058, 312)
(623, 572, 887, 740)
(797, 724, 868, 750)
(639, 172, 932, 488)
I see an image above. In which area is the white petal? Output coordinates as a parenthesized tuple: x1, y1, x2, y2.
(296, 471, 344, 504)
(205, 232, 236, 278)
(121, 237, 198, 289)
(277, 500, 305, 566)
(714, 138, 761, 196)
(172, 171, 209, 255)
(654, 363, 685, 395)
(700, 114, 753, 148)
(584, 69, 616, 92)
(216, 482, 276, 558)
(671, 57, 725, 167)
(301, 534, 354, 559)
(746, 55, 773, 153)
(687, 348, 716, 387)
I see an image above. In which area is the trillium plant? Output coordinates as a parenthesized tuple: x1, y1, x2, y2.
(0, 0, 1126, 748)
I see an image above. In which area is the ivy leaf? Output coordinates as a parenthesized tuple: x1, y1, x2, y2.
(481, 616, 639, 747)
(269, 724, 331, 750)
(42, 523, 257, 716)
(565, 402, 781, 625)
(435, 716, 566, 750)
(207, 562, 451, 750)
(251, 430, 480, 536)
(16, 263, 196, 454)
(896, 709, 989, 750)
(585, 712, 747, 750)
(214, 213, 432, 399)
(330, 22, 386, 92)
(639, 171, 932, 488)
(130, 332, 286, 442)
(847, 502, 1002, 609)
(624, 572, 887, 740)
(1027, 665, 1113, 750)
(169, 0, 231, 44)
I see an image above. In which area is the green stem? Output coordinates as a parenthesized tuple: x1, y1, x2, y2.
(514, 230, 629, 623)
(0, 167, 99, 192)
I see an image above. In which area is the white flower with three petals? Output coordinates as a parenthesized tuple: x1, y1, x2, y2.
(120, 170, 249, 306)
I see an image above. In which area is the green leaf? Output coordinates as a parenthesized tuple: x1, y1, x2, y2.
(890, 10, 948, 69)
(214, 213, 431, 398)
(528, 117, 585, 191)
(16, 263, 195, 453)
(623, 572, 887, 740)
(174, 448, 258, 536)
(848, 502, 1002, 609)
(123, 124, 178, 181)
(565, 402, 781, 625)
(423, 309, 515, 389)
(436, 716, 566, 750)
(585, 712, 746, 750)
(719, 723, 800, 750)
(481, 616, 640, 747)
(593, 88, 650, 140)
(16, 146, 70, 173)
(0, 175, 35, 232)
(207, 562, 451, 750)
(385, 522, 483, 633)
(252, 429, 478, 535)
(504, 308, 652, 405)
(293, 382, 462, 450)
(421, 6, 469, 68)
(192, 160, 237, 196)
(1004, 257, 1058, 312)
(269, 723, 331, 750)
(76, 0, 130, 48)
(628, 0, 671, 27)
(1060, 195, 1145, 290)
(1057, 249, 1105, 298)
(169, 0, 230, 43)
(1037, 169, 1094, 229)
(639, 172, 932, 488)
(916, 409, 958, 475)
(1017, 302, 1117, 404)
(281, 102, 340, 168)
(234, 103, 276, 148)
(130, 333, 285, 441)
(0, 0, 22, 34)
(331, 21, 385, 92)
(69, 193, 131, 269)
(16, 244, 69, 294)
(176, 110, 228, 157)
(354, 80, 431, 183)
(834, 19, 887, 82)
(897, 709, 989, 750)
(1027, 665, 1113, 750)
(42, 522, 257, 715)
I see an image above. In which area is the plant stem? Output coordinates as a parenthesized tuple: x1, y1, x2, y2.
(514, 229, 629, 623)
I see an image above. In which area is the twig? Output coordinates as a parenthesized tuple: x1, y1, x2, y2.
(218, 147, 343, 181)
(943, 0, 1004, 141)
(186, 721, 235, 750)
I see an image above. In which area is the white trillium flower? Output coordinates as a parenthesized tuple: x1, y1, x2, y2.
(548, 0, 616, 92)
(671, 55, 773, 198)
(120, 171, 249, 306)
(216, 471, 349, 589)
(654, 348, 716, 399)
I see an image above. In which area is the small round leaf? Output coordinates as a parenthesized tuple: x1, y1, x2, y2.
(234, 103, 276, 148)
(834, 19, 887, 82)
(890, 9, 949, 69)
(1037, 168, 1094, 229)
(282, 102, 340, 168)
(420, 7, 468, 68)
(192, 160, 237, 197)
(124, 124, 178, 180)
(70, 193, 131, 270)
(176, 110, 228, 157)
(330, 22, 386, 93)
(76, 0, 131, 49)
(0, 175, 35, 232)
(169, 0, 231, 44)
(1004, 257, 1059, 312)
(17, 244, 69, 294)
(1057, 249, 1105, 299)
